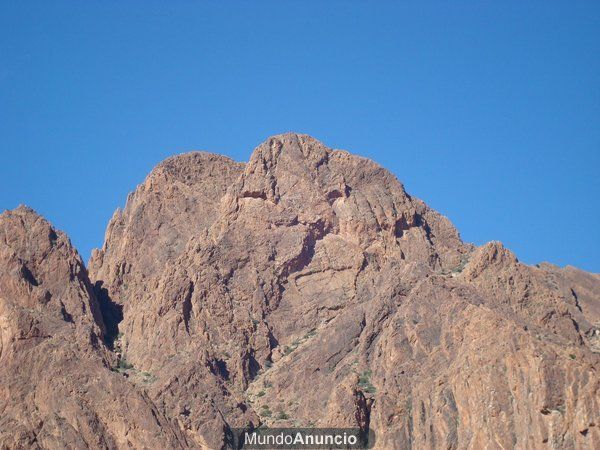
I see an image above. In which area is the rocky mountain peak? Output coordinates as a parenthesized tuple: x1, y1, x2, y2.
(1, 134, 599, 448)
(0, 205, 104, 336)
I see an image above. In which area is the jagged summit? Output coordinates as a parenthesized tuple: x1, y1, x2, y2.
(1, 135, 599, 448)
(7, 203, 38, 214)
(0, 204, 102, 330)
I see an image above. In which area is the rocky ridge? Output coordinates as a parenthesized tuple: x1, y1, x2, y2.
(0, 206, 186, 449)
(1, 133, 599, 449)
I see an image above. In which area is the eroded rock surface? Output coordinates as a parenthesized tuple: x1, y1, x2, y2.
(2, 134, 599, 449)
(0, 207, 186, 449)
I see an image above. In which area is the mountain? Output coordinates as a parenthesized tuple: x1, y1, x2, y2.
(1, 133, 598, 449)
(0, 206, 185, 448)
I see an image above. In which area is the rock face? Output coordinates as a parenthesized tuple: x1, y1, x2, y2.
(2, 133, 599, 449)
(0, 207, 186, 449)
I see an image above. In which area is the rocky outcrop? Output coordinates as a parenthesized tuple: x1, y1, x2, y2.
(2, 133, 599, 449)
(88, 152, 244, 343)
(538, 263, 600, 353)
(0, 207, 186, 449)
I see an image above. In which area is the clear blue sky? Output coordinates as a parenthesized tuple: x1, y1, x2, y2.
(1, 1, 598, 271)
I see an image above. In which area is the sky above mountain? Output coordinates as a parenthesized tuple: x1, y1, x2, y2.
(1, 1, 598, 271)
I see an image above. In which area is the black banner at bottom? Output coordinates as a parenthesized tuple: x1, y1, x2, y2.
(227, 428, 375, 449)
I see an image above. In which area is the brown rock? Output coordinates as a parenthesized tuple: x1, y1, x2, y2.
(0, 206, 186, 449)
(3, 133, 599, 449)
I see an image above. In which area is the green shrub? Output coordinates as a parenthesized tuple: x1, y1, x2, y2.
(117, 358, 133, 370)
(276, 411, 289, 420)
(363, 385, 377, 394)
(452, 256, 469, 274)
(304, 329, 317, 339)
(140, 371, 155, 383)
(357, 370, 376, 393)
